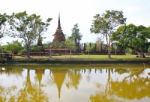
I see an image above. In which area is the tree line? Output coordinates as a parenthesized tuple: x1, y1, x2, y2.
(91, 10, 150, 58)
(0, 11, 52, 59)
(0, 10, 150, 59)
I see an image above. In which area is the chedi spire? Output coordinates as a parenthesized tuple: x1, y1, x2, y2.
(53, 14, 65, 42)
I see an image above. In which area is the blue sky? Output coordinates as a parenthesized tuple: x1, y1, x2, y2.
(0, 0, 150, 44)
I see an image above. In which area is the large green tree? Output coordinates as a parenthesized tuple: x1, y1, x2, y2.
(70, 24, 82, 52)
(90, 10, 126, 58)
(9, 11, 51, 58)
(112, 24, 150, 58)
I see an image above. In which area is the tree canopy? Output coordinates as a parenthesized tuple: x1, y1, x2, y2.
(70, 24, 82, 52)
(9, 11, 52, 58)
(90, 10, 126, 58)
(112, 24, 150, 57)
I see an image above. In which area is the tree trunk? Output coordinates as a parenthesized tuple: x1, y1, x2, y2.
(141, 53, 145, 58)
(106, 34, 111, 59)
(108, 43, 111, 59)
(26, 45, 31, 59)
(70, 49, 72, 59)
(137, 52, 145, 58)
(27, 51, 30, 59)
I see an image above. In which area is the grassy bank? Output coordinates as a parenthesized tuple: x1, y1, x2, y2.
(0, 54, 146, 65)
(13, 55, 150, 61)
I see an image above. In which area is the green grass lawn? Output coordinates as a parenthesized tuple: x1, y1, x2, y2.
(13, 54, 150, 61)
(52, 54, 150, 61)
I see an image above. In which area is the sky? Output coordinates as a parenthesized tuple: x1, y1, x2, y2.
(0, 0, 150, 44)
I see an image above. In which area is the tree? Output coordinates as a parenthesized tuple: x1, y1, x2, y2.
(70, 24, 82, 52)
(3, 40, 23, 55)
(96, 38, 104, 53)
(9, 11, 52, 59)
(86, 43, 96, 53)
(0, 13, 8, 39)
(36, 18, 52, 46)
(65, 37, 76, 51)
(0, 13, 9, 54)
(51, 41, 65, 49)
(90, 10, 126, 58)
(112, 24, 150, 58)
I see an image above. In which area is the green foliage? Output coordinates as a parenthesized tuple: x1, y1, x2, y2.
(71, 24, 82, 42)
(85, 43, 96, 53)
(2, 40, 23, 54)
(0, 14, 7, 25)
(95, 39, 105, 52)
(36, 17, 52, 46)
(42, 43, 51, 49)
(0, 13, 8, 39)
(70, 24, 82, 51)
(148, 47, 150, 53)
(90, 10, 126, 35)
(51, 41, 65, 49)
(8, 11, 52, 58)
(65, 37, 76, 50)
(90, 10, 126, 58)
(112, 24, 150, 57)
(29, 45, 45, 53)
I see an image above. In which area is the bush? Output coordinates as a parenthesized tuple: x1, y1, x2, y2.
(1, 40, 24, 55)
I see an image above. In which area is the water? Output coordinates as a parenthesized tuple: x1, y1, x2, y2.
(0, 64, 150, 102)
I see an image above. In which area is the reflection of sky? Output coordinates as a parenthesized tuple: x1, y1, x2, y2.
(142, 69, 150, 78)
(0, 67, 150, 102)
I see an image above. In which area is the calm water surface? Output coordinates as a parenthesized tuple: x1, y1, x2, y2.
(0, 64, 150, 102)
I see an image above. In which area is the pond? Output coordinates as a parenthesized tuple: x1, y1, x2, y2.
(0, 64, 150, 102)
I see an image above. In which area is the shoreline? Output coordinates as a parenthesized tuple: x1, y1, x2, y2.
(1, 60, 150, 65)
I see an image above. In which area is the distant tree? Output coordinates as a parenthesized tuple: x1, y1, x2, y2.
(36, 18, 52, 46)
(85, 43, 96, 53)
(3, 40, 23, 54)
(70, 24, 82, 52)
(96, 38, 104, 53)
(112, 24, 150, 58)
(9, 11, 52, 59)
(65, 37, 76, 51)
(90, 10, 126, 58)
(51, 41, 65, 49)
(83, 43, 87, 53)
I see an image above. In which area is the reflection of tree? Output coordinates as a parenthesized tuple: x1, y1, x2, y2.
(66, 69, 81, 89)
(90, 93, 116, 102)
(0, 86, 16, 102)
(50, 69, 68, 99)
(111, 78, 150, 99)
(89, 69, 116, 102)
(115, 67, 145, 79)
(86, 69, 92, 82)
(90, 68, 150, 102)
(111, 71, 150, 100)
(124, 68, 145, 81)
(105, 69, 113, 95)
(0, 67, 23, 102)
(17, 69, 48, 102)
(0, 67, 23, 75)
